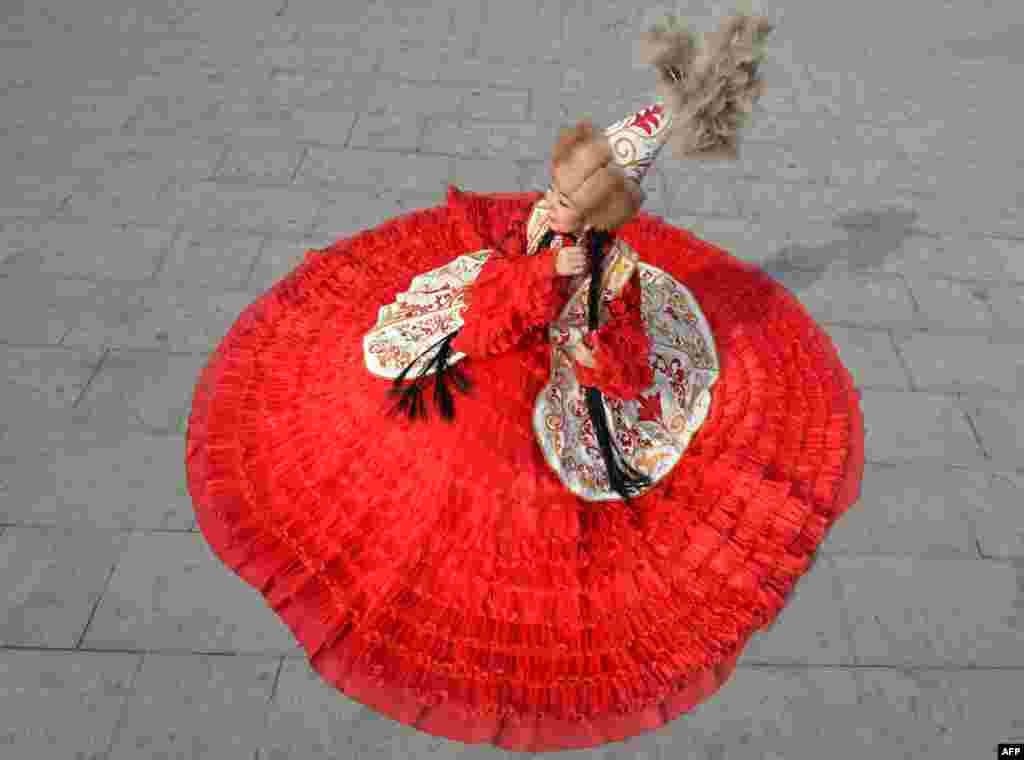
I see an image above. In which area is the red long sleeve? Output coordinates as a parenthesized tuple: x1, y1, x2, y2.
(573, 271, 654, 400)
(451, 247, 563, 357)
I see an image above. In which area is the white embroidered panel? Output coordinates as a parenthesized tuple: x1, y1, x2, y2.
(533, 261, 719, 502)
(362, 251, 490, 379)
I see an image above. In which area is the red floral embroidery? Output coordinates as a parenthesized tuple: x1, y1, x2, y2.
(637, 391, 663, 422)
(572, 272, 654, 400)
(628, 104, 664, 135)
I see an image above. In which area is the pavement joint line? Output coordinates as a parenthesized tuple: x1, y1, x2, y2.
(956, 397, 992, 461)
(73, 555, 119, 650)
(211, 141, 232, 175)
(3, 640, 1024, 671)
(0, 643, 299, 657)
(147, 221, 187, 284)
(342, 111, 359, 148)
(863, 458, 1017, 476)
(242, 233, 275, 291)
(98, 653, 146, 760)
(288, 145, 309, 183)
(267, 655, 286, 704)
(832, 565, 862, 665)
(886, 329, 918, 391)
(70, 346, 110, 409)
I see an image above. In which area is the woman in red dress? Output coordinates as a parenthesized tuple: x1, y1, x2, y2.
(186, 15, 865, 751)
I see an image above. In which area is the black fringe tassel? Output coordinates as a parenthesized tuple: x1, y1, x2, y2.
(583, 229, 653, 500)
(388, 329, 472, 421)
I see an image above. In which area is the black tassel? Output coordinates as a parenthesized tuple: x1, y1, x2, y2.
(581, 229, 653, 500)
(538, 228, 556, 251)
(388, 330, 472, 421)
(585, 386, 653, 499)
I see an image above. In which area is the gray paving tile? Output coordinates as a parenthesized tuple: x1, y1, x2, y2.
(420, 118, 557, 160)
(734, 181, 844, 224)
(834, 556, 1024, 667)
(890, 234, 1024, 282)
(666, 665, 1024, 758)
(267, 69, 373, 111)
(219, 102, 359, 144)
(0, 273, 143, 347)
(59, 136, 224, 226)
(450, 157, 522, 193)
(74, 349, 209, 434)
(860, 389, 985, 465)
(776, 270, 915, 325)
(847, 669, 1024, 760)
(975, 472, 1024, 559)
(165, 181, 323, 235)
(820, 463, 982, 556)
(0, 141, 82, 219)
(60, 282, 256, 354)
(121, 88, 227, 140)
(438, 56, 563, 91)
(248, 236, 321, 292)
(0, 525, 129, 647)
(663, 172, 742, 217)
(821, 326, 909, 388)
(81, 532, 300, 653)
(298, 147, 452, 193)
(347, 112, 424, 151)
(67, 133, 223, 179)
(259, 43, 378, 75)
(960, 397, 1024, 468)
(896, 333, 1024, 394)
(1, 421, 195, 531)
(366, 78, 530, 122)
(0, 343, 102, 419)
(311, 188, 414, 238)
(781, 218, 875, 272)
(0, 219, 49, 262)
(0, 650, 140, 759)
(987, 284, 1024, 328)
(668, 214, 791, 269)
(158, 228, 264, 290)
(903, 275, 996, 328)
(216, 142, 306, 184)
(106, 653, 277, 760)
(740, 557, 853, 665)
(1, 221, 174, 281)
(262, 658, 403, 759)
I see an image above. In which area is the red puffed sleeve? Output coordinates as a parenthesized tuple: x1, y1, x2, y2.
(573, 271, 654, 400)
(450, 246, 563, 357)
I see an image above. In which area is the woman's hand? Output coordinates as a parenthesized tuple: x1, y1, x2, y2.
(554, 246, 588, 276)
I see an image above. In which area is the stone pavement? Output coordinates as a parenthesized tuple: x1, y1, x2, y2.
(1, 0, 1023, 757)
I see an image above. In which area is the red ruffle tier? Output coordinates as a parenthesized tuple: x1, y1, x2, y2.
(186, 192, 865, 751)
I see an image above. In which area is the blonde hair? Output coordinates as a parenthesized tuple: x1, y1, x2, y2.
(550, 120, 643, 231)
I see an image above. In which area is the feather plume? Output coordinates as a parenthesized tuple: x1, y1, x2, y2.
(638, 13, 773, 161)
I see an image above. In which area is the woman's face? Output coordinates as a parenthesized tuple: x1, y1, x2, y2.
(541, 180, 585, 235)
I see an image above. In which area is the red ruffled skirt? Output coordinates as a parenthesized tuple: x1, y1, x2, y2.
(186, 192, 864, 751)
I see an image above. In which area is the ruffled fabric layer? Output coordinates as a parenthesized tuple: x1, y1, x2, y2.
(186, 192, 864, 751)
